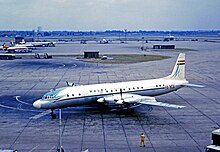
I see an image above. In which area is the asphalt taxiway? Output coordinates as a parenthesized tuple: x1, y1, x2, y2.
(0, 40, 220, 152)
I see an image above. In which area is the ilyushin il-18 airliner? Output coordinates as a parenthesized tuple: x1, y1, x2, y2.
(33, 53, 203, 118)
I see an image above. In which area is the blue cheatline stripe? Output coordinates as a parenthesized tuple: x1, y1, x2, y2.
(172, 65, 180, 78)
(54, 87, 168, 102)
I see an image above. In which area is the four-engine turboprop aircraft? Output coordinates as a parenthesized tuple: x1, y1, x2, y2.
(33, 53, 203, 119)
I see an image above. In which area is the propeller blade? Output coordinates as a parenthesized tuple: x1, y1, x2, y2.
(66, 81, 75, 87)
(120, 88, 123, 100)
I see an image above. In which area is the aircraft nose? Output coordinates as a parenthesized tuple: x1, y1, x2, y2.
(33, 100, 41, 109)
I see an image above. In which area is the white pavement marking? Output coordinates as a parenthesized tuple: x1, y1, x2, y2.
(58, 63, 66, 67)
(15, 96, 32, 105)
(28, 145, 39, 152)
(30, 110, 51, 120)
(73, 63, 77, 67)
(80, 46, 85, 53)
(0, 103, 18, 110)
(48, 145, 56, 152)
(0, 103, 41, 112)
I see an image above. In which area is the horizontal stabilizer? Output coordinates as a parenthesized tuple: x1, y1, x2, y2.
(182, 83, 204, 88)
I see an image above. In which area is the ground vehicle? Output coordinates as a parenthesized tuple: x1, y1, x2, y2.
(205, 129, 220, 152)
(205, 145, 220, 152)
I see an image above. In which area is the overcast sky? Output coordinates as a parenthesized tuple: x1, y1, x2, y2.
(0, 0, 220, 31)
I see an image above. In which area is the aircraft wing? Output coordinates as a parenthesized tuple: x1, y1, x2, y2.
(98, 93, 185, 109)
(139, 98, 185, 109)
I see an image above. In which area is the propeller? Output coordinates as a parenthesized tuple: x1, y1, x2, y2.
(120, 88, 123, 100)
(115, 88, 124, 105)
(66, 81, 75, 87)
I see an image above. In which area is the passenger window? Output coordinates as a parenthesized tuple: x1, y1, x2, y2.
(72, 94, 74, 96)
(79, 93, 81, 96)
(67, 95, 69, 97)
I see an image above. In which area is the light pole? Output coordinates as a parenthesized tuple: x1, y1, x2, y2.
(124, 29, 127, 43)
(59, 109, 63, 152)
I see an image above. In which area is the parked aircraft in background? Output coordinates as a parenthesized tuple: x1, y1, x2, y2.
(15, 43, 35, 50)
(99, 39, 109, 44)
(0, 43, 31, 53)
(33, 53, 203, 119)
(19, 39, 56, 47)
(0, 38, 56, 53)
(28, 41, 56, 47)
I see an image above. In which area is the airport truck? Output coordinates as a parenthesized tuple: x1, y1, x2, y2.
(205, 129, 220, 152)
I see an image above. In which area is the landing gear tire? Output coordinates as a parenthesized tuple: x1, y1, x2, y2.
(52, 114, 56, 119)
(51, 109, 56, 119)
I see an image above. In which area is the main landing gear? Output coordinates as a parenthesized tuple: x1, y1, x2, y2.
(51, 109, 57, 119)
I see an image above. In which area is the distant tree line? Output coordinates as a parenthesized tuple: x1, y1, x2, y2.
(0, 30, 219, 37)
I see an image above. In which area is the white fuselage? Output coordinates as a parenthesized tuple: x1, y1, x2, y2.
(34, 78, 188, 109)
(33, 53, 195, 111)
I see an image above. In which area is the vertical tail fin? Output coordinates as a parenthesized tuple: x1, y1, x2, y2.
(166, 53, 185, 80)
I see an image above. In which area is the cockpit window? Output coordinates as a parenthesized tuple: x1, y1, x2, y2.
(42, 95, 53, 99)
(42, 87, 66, 100)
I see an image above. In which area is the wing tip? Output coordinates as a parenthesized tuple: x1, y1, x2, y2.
(177, 106, 185, 109)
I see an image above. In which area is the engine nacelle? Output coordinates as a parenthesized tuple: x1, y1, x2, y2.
(115, 100, 124, 105)
(101, 93, 144, 105)
(97, 98, 105, 103)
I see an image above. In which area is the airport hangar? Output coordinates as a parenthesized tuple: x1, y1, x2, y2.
(0, 39, 220, 152)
